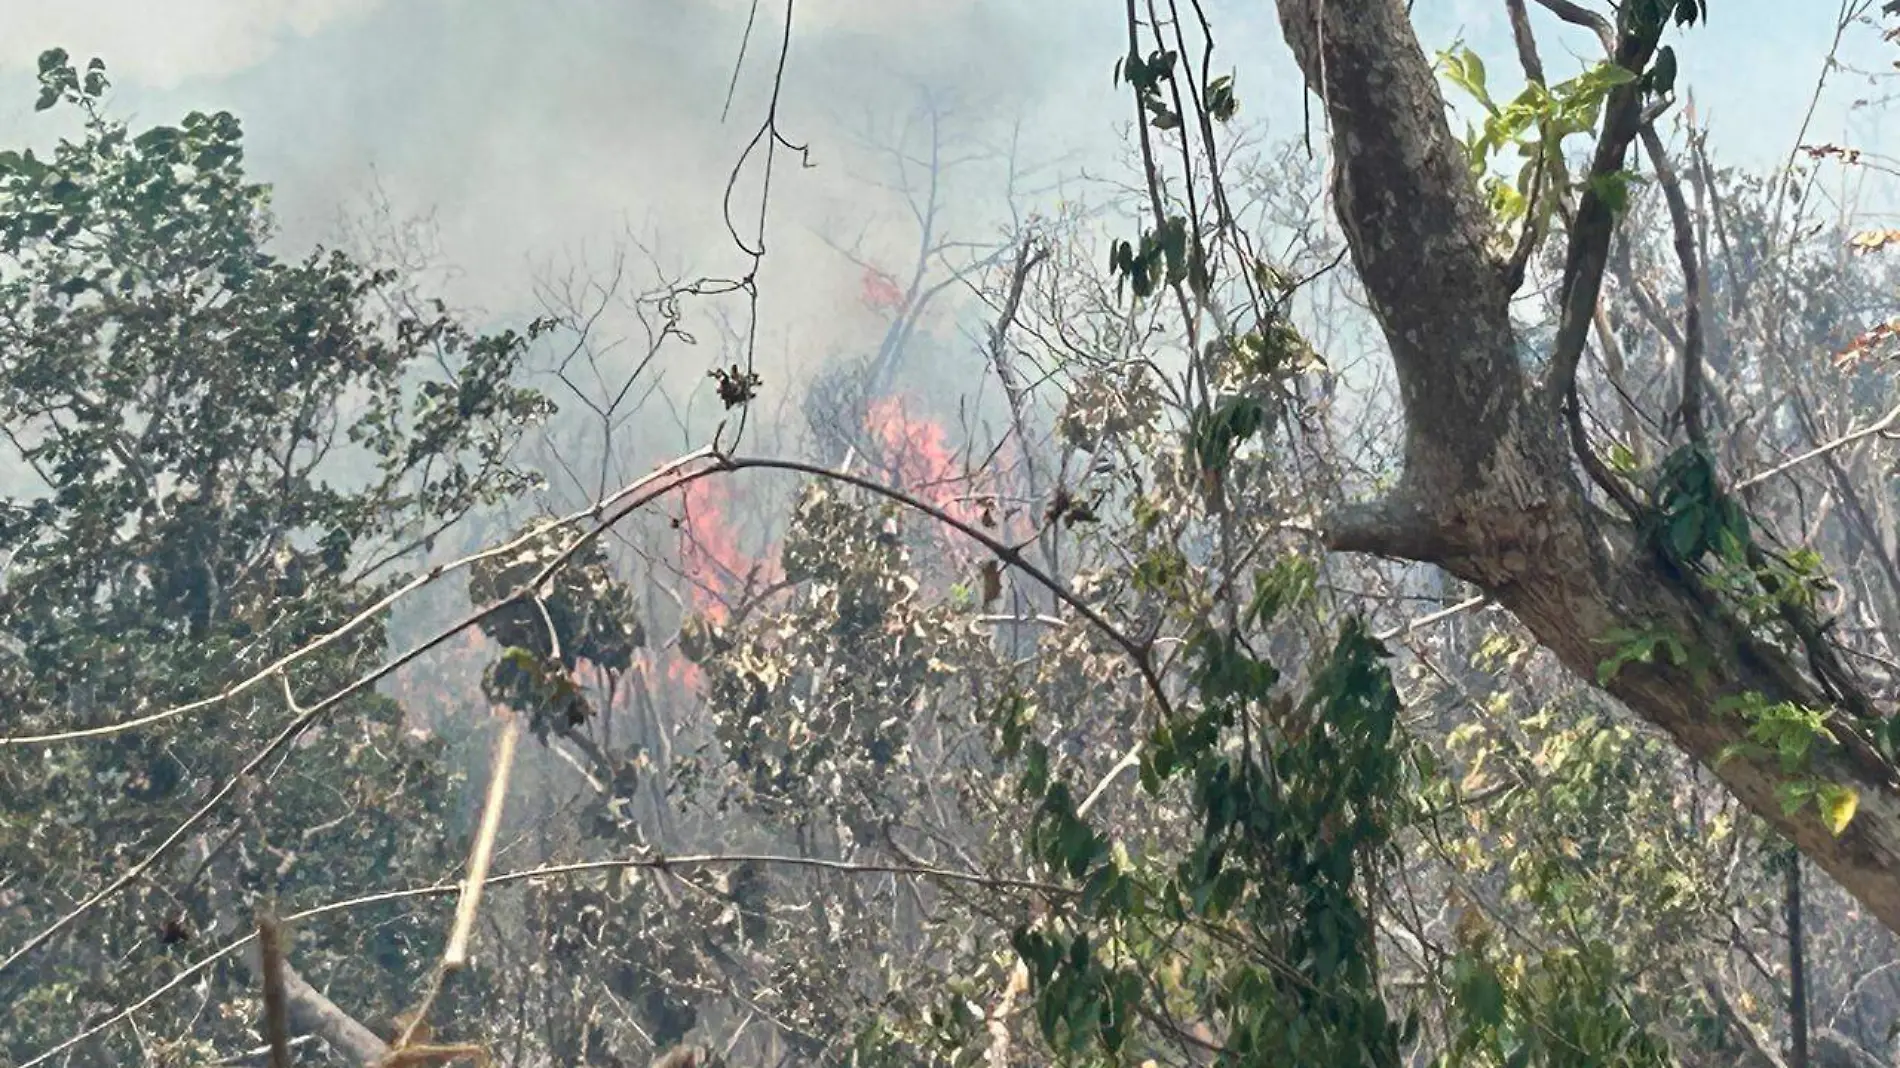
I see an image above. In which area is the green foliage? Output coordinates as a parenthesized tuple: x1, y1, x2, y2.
(1432, 644, 1735, 1066)
(1586, 169, 1637, 214)
(1205, 74, 1240, 123)
(1438, 942, 1675, 1068)
(1623, 444, 1866, 830)
(1187, 395, 1267, 478)
(1596, 624, 1690, 686)
(1714, 693, 1858, 833)
(1649, 445, 1750, 565)
(1627, 0, 1709, 33)
(988, 582, 1415, 1067)
(1716, 692, 1834, 772)
(1598, 438, 1865, 834)
(468, 519, 645, 741)
(1245, 554, 1317, 630)
(1439, 46, 1643, 233)
(1117, 50, 1240, 128)
(1109, 215, 1201, 300)
(1227, 316, 1323, 380)
(1011, 925, 1143, 1056)
(1116, 46, 1182, 130)
(1644, 46, 1681, 97)
(0, 51, 548, 1062)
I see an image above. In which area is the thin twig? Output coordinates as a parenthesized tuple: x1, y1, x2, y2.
(0, 448, 714, 747)
(16, 852, 1066, 1068)
(0, 457, 726, 982)
(1733, 402, 1900, 492)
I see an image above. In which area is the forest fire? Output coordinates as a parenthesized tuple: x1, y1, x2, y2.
(673, 476, 768, 627)
(386, 393, 991, 726)
(862, 395, 986, 534)
(660, 473, 778, 689)
(384, 627, 495, 739)
(860, 266, 906, 312)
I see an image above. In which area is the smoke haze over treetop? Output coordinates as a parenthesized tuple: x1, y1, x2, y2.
(0, 0, 1866, 363)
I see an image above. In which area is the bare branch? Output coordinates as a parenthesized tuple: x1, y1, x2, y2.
(1637, 124, 1708, 445)
(0, 448, 715, 748)
(18, 852, 1066, 1068)
(1315, 495, 1450, 561)
(1734, 402, 1900, 492)
(1530, 0, 1615, 49)
(1543, 16, 1665, 408)
(391, 714, 524, 1054)
(256, 912, 293, 1068)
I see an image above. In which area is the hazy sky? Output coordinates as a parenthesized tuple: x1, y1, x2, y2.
(0, 0, 1885, 389)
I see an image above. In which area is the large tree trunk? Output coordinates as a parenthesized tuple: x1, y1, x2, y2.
(1271, 0, 1900, 933)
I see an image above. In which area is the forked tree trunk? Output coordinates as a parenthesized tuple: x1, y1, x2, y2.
(1270, 0, 1900, 934)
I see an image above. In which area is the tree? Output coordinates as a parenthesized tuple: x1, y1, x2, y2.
(9, 3, 1900, 1066)
(1263, 0, 1900, 930)
(0, 51, 551, 1065)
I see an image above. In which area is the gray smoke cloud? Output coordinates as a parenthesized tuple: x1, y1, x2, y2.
(0, 2, 1121, 340)
(0, 0, 1877, 395)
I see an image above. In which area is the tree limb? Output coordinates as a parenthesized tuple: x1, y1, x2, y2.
(1274, 0, 1527, 492)
(1635, 124, 1708, 443)
(1271, 0, 1900, 940)
(1543, 12, 1664, 409)
(256, 912, 294, 1068)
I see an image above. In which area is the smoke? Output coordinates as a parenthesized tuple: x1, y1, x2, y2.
(0, 1, 1121, 391)
(0, 0, 383, 87)
(0, 0, 1878, 459)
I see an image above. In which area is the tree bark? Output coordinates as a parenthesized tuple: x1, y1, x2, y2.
(197, 839, 393, 1067)
(1789, 850, 1811, 1068)
(230, 925, 391, 1067)
(1272, 0, 1900, 935)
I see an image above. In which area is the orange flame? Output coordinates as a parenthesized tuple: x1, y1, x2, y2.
(675, 477, 750, 625)
(664, 475, 787, 688)
(865, 395, 970, 519)
(385, 398, 1004, 728)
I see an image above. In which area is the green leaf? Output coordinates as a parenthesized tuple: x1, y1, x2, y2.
(1817, 784, 1859, 835)
(1588, 61, 1642, 88)
(1667, 508, 1703, 559)
(1459, 960, 1507, 1027)
(1775, 780, 1817, 818)
(1586, 169, 1635, 214)
(1206, 73, 1239, 122)
(1246, 554, 1317, 627)
(1646, 46, 1680, 96)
